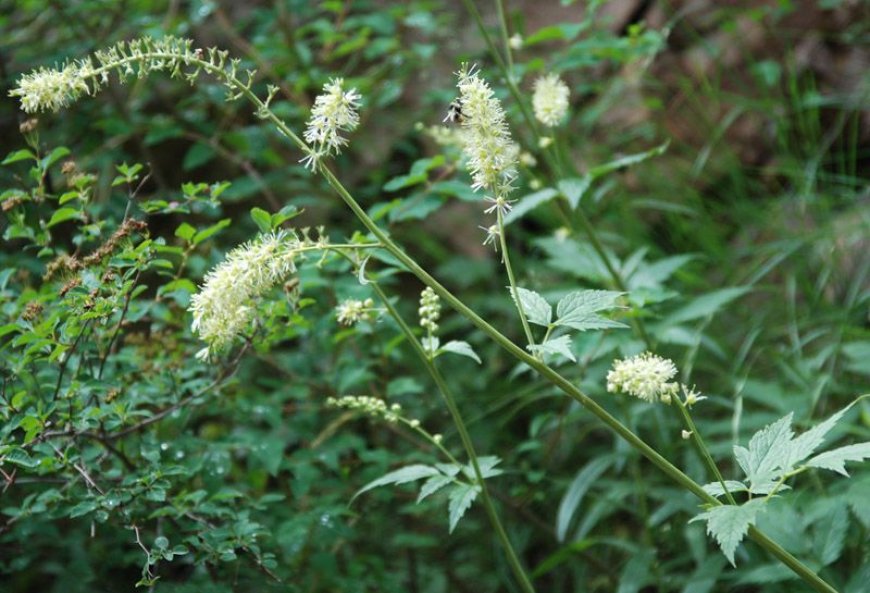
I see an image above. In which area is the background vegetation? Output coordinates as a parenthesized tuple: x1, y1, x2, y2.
(1, 1, 867, 592)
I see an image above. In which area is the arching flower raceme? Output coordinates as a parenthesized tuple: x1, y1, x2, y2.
(606, 352, 679, 403)
(301, 78, 362, 169)
(454, 64, 518, 200)
(189, 231, 303, 359)
(532, 73, 570, 128)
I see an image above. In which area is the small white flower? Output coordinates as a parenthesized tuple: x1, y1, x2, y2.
(681, 430, 693, 440)
(335, 298, 374, 326)
(189, 231, 301, 357)
(302, 78, 362, 169)
(532, 74, 570, 127)
(606, 352, 679, 403)
(480, 224, 500, 248)
(509, 34, 524, 50)
(455, 64, 518, 200)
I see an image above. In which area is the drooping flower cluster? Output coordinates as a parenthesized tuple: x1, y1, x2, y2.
(532, 74, 570, 128)
(9, 37, 242, 115)
(301, 78, 362, 169)
(419, 287, 441, 333)
(606, 352, 679, 403)
(454, 64, 518, 201)
(189, 231, 306, 359)
(336, 298, 374, 326)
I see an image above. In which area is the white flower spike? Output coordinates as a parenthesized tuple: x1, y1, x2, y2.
(532, 74, 570, 128)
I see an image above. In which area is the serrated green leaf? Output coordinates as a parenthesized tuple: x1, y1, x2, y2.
(690, 499, 766, 565)
(250, 207, 272, 233)
(558, 177, 591, 209)
(352, 465, 441, 502)
(786, 401, 857, 469)
(3, 448, 40, 468)
(554, 289, 627, 332)
(462, 456, 503, 480)
(529, 335, 576, 362)
(734, 413, 794, 491)
(509, 287, 551, 326)
(805, 442, 870, 476)
(702, 480, 749, 498)
(417, 475, 453, 503)
(447, 482, 479, 533)
(439, 340, 481, 364)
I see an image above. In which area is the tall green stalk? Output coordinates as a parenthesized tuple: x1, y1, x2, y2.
(369, 280, 537, 593)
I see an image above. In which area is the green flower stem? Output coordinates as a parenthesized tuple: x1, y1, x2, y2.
(673, 398, 737, 506)
(369, 280, 537, 593)
(83, 50, 837, 593)
(497, 207, 536, 349)
(494, 0, 514, 73)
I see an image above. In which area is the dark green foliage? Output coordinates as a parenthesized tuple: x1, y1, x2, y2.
(1, 1, 868, 592)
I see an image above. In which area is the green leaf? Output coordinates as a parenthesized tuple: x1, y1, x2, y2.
(3, 448, 40, 468)
(182, 143, 216, 170)
(417, 475, 453, 503)
(587, 142, 669, 180)
(557, 457, 612, 541)
(250, 207, 272, 233)
(806, 443, 870, 476)
(734, 413, 794, 492)
(558, 177, 591, 209)
(529, 335, 576, 362)
(352, 465, 441, 501)
(463, 456, 503, 480)
(702, 481, 749, 498)
(174, 223, 196, 241)
(509, 287, 551, 326)
(271, 205, 301, 227)
(2, 149, 36, 165)
(667, 287, 750, 324)
(785, 401, 857, 469)
(690, 499, 767, 565)
(47, 207, 81, 228)
(439, 340, 481, 364)
(554, 290, 627, 331)
(192, 219, 231, 246)
(0, 323, 19, 340)
(503, 188, 559, 225)
(41, 146, 71, 170)
(447, 483, 479, 533)
(153, 536, 170, 550)
(813, 505, 848, 566)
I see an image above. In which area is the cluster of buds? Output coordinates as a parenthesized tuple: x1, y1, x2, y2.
(418, 287, 441, 333)
(606, 352, 705, 407)
(335, 298, 375, 326)
(327, 395, 404, 423)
